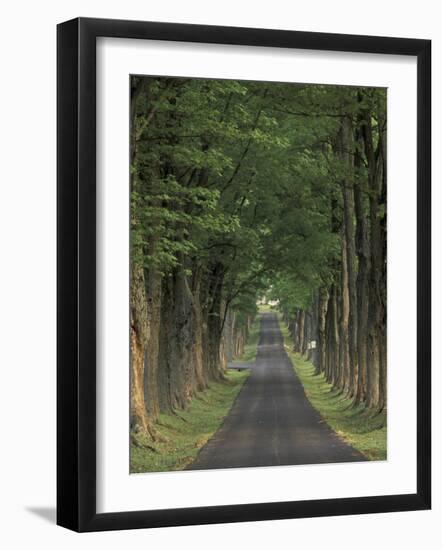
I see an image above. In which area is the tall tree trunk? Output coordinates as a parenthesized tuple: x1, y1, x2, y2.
(353, 172, 370, 405)
(307, 294, 318, 364)
(316, 287, 329, 375)
(298, 310, 306, 355)
(325, 284, 339, 386)
(362, 105, 383, 410)
(304, 310, 312, 357)
(223, 308, 235, 362)
(338, 229, 350, 393)
(143, 262, 162, 420)
(339, 115, 358, 396)
(130, 259, 156, 437)
(191, 270, 209, 392)
(353, 125, 370, 405)
(203, 262, 227, 381)
(377, 112, 388, 412)
(130, 79, 158, 435)
(160, 265, 200, 411)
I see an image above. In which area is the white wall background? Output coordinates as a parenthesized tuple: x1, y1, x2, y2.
(0, 0, 439, 547)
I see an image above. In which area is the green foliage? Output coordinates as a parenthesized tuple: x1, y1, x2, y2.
(131, 76, 385, 318)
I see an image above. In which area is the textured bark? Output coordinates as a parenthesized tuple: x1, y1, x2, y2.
(303, 310, 311, 357)
(222, 308, 247, 363)
(234, 326, 246, 358)
(325, 285, 339, 386)
(292, 310, 299, 352)
(192, 274, 208, 392)
(157, 275, 173, 412)
(159, 266, 199, 411)
(143, 248, 162, 420)
(353, 128, 370, 405)
(223, 308, 235, 362)
(306, 296, 318, 364)
(316, 287, 329, 375)
(363, 110, 383, 410)
(338, 229, 350, 392)
(288, 318, 296, 343)
(130, 259, 155, 436)
(298, 310, 306, 355)
(378, 116, 388, 412)
(354, 178, 369, 405)
(339, 116, 358, 396)
(202, 263, 227, 381)
(130, 81, 157, 435)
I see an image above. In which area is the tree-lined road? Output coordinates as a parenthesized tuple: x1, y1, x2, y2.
(189, 313, 364, 470)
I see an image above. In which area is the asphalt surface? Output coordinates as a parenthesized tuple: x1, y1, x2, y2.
(188, 312, 365, 471)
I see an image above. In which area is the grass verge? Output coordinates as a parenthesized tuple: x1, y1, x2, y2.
(279, 316, 387, 461)
(231, 315, 261, 364)
(130, 369, 249, 473)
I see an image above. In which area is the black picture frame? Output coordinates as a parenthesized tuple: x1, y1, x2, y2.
(57, 17, 431, 532)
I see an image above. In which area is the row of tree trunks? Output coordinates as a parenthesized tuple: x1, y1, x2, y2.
(131, 254, 255, 432)
(223, 309, 249, 362)
(129, 78, 257, 438)
(130, 258, 251, 434)
(286, 267, 385, 412)
(283, 97, 386, 413)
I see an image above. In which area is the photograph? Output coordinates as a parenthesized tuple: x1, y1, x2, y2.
(129, 76, 387, 473)
(0, 0, 435, 541)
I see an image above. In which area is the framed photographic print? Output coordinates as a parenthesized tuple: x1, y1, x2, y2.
(57, 17, 431, 531)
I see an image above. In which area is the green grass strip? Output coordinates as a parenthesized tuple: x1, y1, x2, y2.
(130, 369, 249, 473)
(279, 316, 387, 461)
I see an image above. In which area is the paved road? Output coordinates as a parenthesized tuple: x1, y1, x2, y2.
(188, 313, 365, 470)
